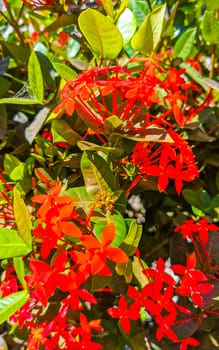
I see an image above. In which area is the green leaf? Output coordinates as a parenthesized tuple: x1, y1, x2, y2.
(0, 105, 7, 140)
(117, 8, 137, 45)
(0, 77, 11, 98)
(3, 154, 24, 181)
(92, 213, 127, 247)
(110, 127, 173, 144)
(132, 256, 149, 287)
(44, 14, 77, 32)
(13, 188, 32, 249)
(78, 9, 123, 59)
(51, 119, 81, 146)
(0, 97, 41, 105)
(180, 63, 209, 91)
(182, 189, 211, 213)
(25, 106, 50, 144)
(0, 228, 31, 259)
(80, 151, 116, 194)
(13, 257, 27, 289)
(52, 62, 77, 80)
(131, 4, 166, 55)
(203, 0, 219, 11)
(128, 0, 150, 26)
(78, 140, 123, 157)
(121, 219, 142, 256)
(0, 41, 30, 64)
(65, 186, 95, 214)
(28, 51, 44, 102)
(0, 290, 29, 324)
(173, 28, 196, 60)
(201, 10, 219, 45)
(116, 261, 133, 283)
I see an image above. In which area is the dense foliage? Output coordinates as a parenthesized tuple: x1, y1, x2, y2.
(1, 0, 219, 349)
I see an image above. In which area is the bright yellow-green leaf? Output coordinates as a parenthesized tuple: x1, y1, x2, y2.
(132, 256, 149, 287)
(51, 119, 81, 145)
(78, 8, 123, 59)
(117, 8, 137, 45)
(0, 290, 29, 324)
(0, 228, 31, 259)
(28, 51, 44, 102)
(13, 187, 32, 249)
(101, 0, 114, 18)
(131, 4, 166, 55)
(13, 257, 27, 289)
(201, 10, 219, 45)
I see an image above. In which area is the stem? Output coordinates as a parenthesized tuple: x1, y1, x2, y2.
(2, 2, 25, 46)
(143, 238, 170, 260)
(140, 322, 152, 350)
(146, 0, 153, 12)
(17, 2, 25, 21)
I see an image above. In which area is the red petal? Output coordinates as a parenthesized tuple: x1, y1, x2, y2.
(101, 222, 115, 246)
(120, 318, 130, 333)
(186, 252, 196, 269)
(105, 247, 128, 263)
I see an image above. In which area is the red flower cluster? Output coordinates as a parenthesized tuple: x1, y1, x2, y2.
(108, 253, 212, 349)
(131, 128, 199, 195)
(54, 60, 209, 195)
(18, 183, 128, 348)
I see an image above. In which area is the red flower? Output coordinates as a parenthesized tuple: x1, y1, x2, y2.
(144, 258, 176, 286)
(77, 223, 129, 276)
(179, 337, 200, 350)
(172, 253, 213, 307)
(175, 218, 219, 245)
(155, 313, 178, 342)
(107, 295, 139, 333)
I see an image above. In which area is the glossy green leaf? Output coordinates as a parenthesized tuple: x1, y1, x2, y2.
(80, 151, 116, 194)
(28, 51, 44, 102)
(0, 290, 29, 324)
(13, 188, 32, 249)
(182, 189, 211, 213)
(0, 228, 31, 259)
(92, 213, 127, 247)
(51, 119, 81, 146)
(13, 257, 27, 289)
(117, 8, 137, 45)
(3, 154, 24, 181)
(131, 4, 166, 55)
(173, 28, 196, 60)
(121, 219, 142, 256)
(78, 9, 123, 59)
(201, 10, 219, 45)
